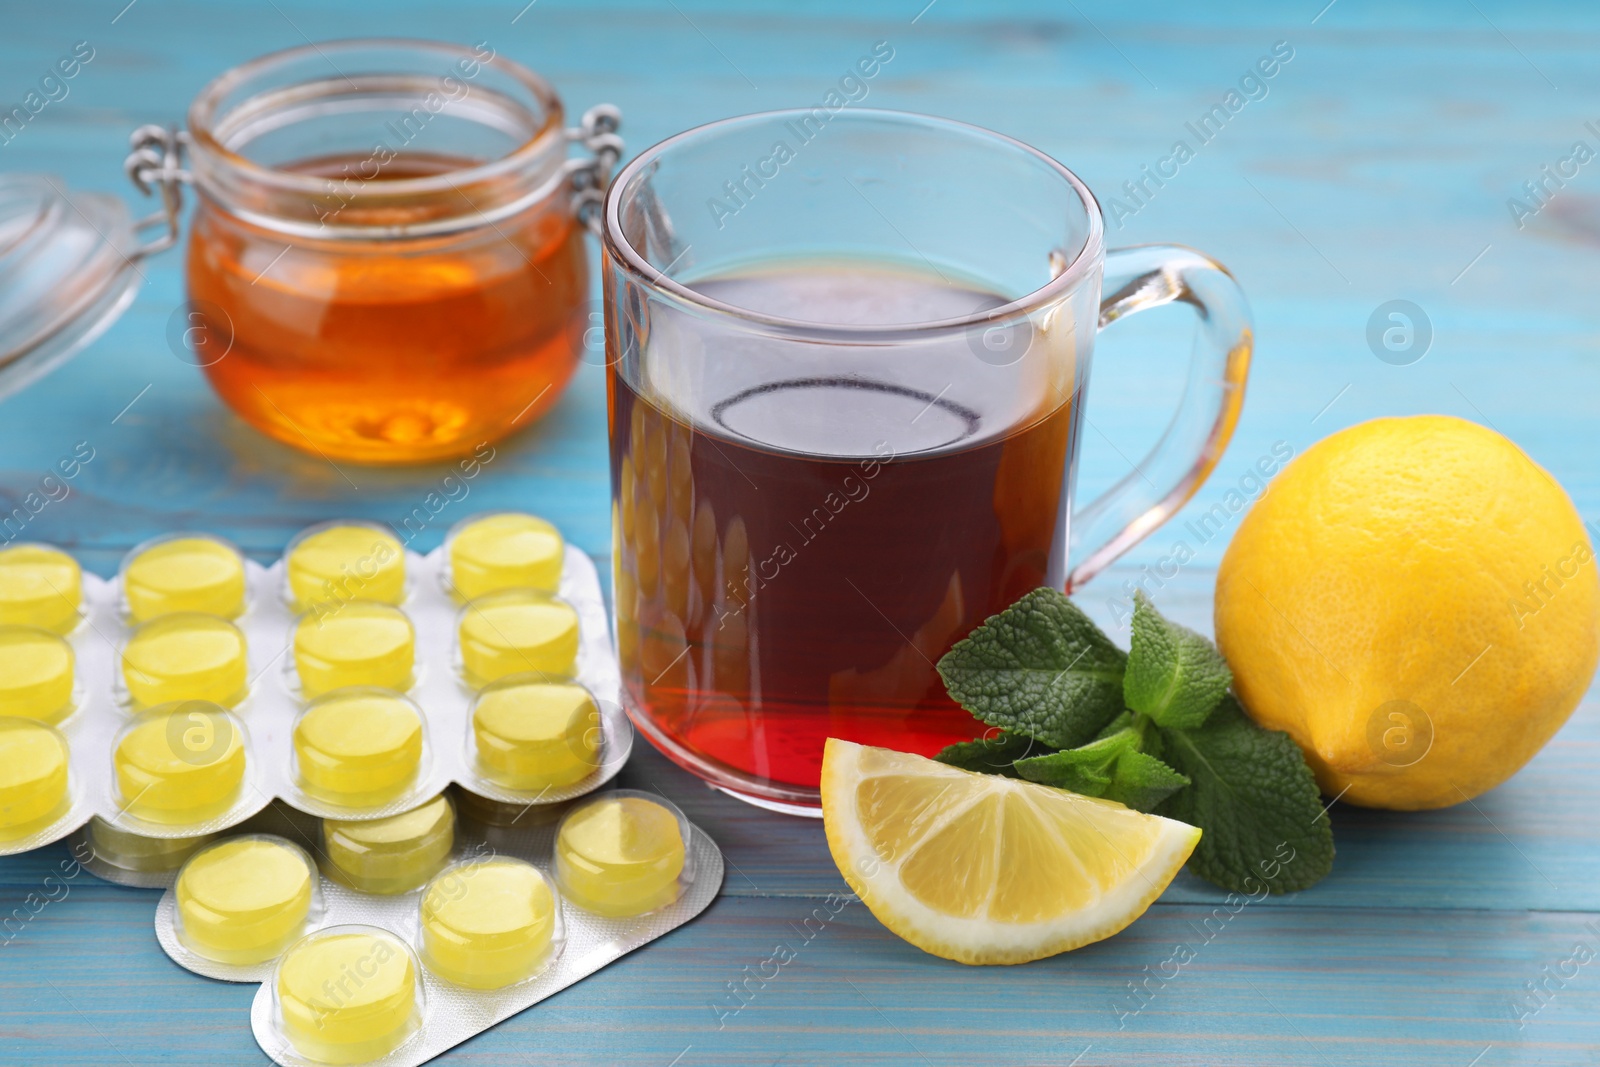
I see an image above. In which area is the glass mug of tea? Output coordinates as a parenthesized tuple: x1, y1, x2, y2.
(602, 109, 1250, 812)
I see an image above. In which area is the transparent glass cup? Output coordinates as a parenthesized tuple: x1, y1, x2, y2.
(602, 109, 1251, 812)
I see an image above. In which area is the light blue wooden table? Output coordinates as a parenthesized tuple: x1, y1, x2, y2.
(3, 1, 1598, 1063)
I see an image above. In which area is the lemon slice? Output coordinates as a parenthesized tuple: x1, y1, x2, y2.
(821, 738, 1200, 965)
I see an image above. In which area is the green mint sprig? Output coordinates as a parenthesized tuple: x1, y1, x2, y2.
(1123, 592, 1233, 730)
(935, 588, 1334, 895)
(935, 731, 1054, 777)
(1015, 710, 1192, 812)
(934, 586, 1128, 749)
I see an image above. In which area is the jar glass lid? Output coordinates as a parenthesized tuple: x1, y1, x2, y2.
(0, 173, 141, 403)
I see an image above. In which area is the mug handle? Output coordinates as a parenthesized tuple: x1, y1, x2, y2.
(1066, 244, 1253, 591)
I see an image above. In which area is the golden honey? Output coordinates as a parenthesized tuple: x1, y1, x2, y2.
(188, 155, 585, 465)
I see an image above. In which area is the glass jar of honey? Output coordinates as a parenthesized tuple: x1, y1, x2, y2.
(0, 39, 620, 465)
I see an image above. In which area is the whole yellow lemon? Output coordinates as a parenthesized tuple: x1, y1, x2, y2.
(1215, 415, 1599, 810)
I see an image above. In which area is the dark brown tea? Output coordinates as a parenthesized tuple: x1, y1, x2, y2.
(610, 264, 1079, 802)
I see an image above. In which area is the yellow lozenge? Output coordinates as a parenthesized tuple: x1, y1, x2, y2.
(322, 794, 453, 895)
(294, 603, 414, 699)
(242, 799, 324, 846)
(449, 788, 567, 829)
(555, 794, 686, 917)
(472, 677, 600, 791)
(294, 689, 423, 804)
(286, 524, 405, 614)
(122, 613, 249, 709)
(124, 536, 247, 622)
(176, 836, 316, 964)
(87, 817, 216, 873)
(113, 705, 246, 824)
(0, 544, 81, 634)
(419, 858, 558, 989)
(457, 590, 579, 686)
(0, 626, 74, 721)
(447, 513, 563, 600)
(276, 927, 420, 1065)
(0, 717, 69, 835)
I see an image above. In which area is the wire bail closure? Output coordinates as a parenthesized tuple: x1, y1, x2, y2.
(567, 104, 624, 236)
(123, 125, 190, 260)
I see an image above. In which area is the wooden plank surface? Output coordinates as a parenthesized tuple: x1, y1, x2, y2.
(3, 0, 1599, 1063)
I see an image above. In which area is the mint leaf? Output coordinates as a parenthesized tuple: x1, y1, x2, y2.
(1093, 710, 1165, 759)
(936, 587, 1127, 749)
(1103, 749, 1192, 812)
(1091, 710, 1136, 740)
(935, 732, 1054, 777)
(1015, 725, 1189, 811)
(1157, 694, 1333, 894)
(1124, 591, 1232, 730)
(1013, 729, 1132, 794)
(1020, 757, 1113, 796)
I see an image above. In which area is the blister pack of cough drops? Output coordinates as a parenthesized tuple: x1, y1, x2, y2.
(0, 511, 634, 875)
(147, 788, 723, 1066)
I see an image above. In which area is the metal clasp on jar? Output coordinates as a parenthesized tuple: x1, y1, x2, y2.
(123, 124, 190, 259)
(566, 104, 625, 235)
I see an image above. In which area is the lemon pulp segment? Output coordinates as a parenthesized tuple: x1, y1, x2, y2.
(287, 525, 405, 613)
(122, 614, 249, 708)
(472, 679, 599, 790)
(323, 794, 453, 894)
(448, 513, 563, 599)
(294, 603, 414, 698)
(555, 796, 684, 917)
(125, 537, 246, 622)
(0, 718, 69, 833)
(0, 545, 80, 634)
(294, 690, 423, 802)
(277, 929, 417, 1065)
(458, 591, 579, 686)
(113, 708, 245, 824)
(420, 859, 556, 988)
(0, 626, 74, 721)
(177, 837, 314, 964)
